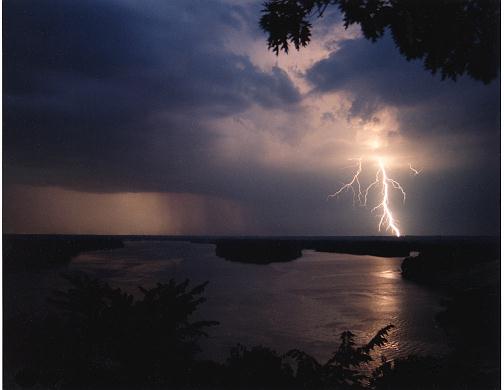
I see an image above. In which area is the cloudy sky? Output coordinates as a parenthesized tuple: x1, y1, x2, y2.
(4, 0, 500, 236)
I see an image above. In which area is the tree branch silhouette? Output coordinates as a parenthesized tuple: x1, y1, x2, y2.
(260, 0, 500, 83)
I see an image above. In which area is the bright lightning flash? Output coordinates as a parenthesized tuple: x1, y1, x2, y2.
(371, 159, 405, 237)
(330, 158, 413, 237)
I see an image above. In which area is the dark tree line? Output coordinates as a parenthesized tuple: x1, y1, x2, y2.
(260, 0, 500, 83)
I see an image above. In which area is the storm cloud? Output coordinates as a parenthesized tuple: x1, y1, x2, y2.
(3, 0, 500, 236)
(306, 34, 499, 147)
(4, 0, 301, 193)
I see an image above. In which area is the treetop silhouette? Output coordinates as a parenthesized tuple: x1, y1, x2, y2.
(260, 0, 500, 83)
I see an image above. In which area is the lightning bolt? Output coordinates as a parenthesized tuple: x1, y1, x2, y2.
(330, 158, 410, 237)
(409, 163, 421, 175)
(370, 159, 404, 237)
(327, 158, 363, 206)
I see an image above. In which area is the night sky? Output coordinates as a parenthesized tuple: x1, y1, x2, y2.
(4, 0, 500, 236)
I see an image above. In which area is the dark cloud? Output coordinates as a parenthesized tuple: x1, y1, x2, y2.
(4, 0, 301, 193)
(306, 34, 500, 137)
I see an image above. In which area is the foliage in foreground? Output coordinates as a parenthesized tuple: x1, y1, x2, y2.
(15, 274, 218, 388)
(11, 273, 499, 390)
(259, 0, 499, 84)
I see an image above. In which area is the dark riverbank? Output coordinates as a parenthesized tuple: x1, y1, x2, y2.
(401, 242, 500, 388)
(3, 234, 124, 270)
(212, 236, 498, 263)
(5, 234, 497, 266)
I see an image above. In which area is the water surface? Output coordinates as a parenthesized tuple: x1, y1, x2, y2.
(65, 240, 448, 362)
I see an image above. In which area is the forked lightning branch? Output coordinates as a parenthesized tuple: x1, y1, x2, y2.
(328, 158, 419, 237)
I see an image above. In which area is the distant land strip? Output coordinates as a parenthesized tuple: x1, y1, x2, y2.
(3, 234, 499, 266)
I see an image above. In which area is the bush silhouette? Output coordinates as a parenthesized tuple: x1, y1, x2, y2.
(16, 273, 218, 388)
(221, 325, 395, 389)
(286, 325, 395, 389)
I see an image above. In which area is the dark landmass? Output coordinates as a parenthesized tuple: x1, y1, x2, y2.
(214, 239, 303, 263)
(401, 238, 500, 388)
(401, 240, 500, 286)
(3, 234, 124, 270)
(210, 235, 498, 264)
(3, 234, 499, 265)
(212, 237, 410, 263)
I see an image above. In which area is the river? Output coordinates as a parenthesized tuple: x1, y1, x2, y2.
(58, 240, 449, 363)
